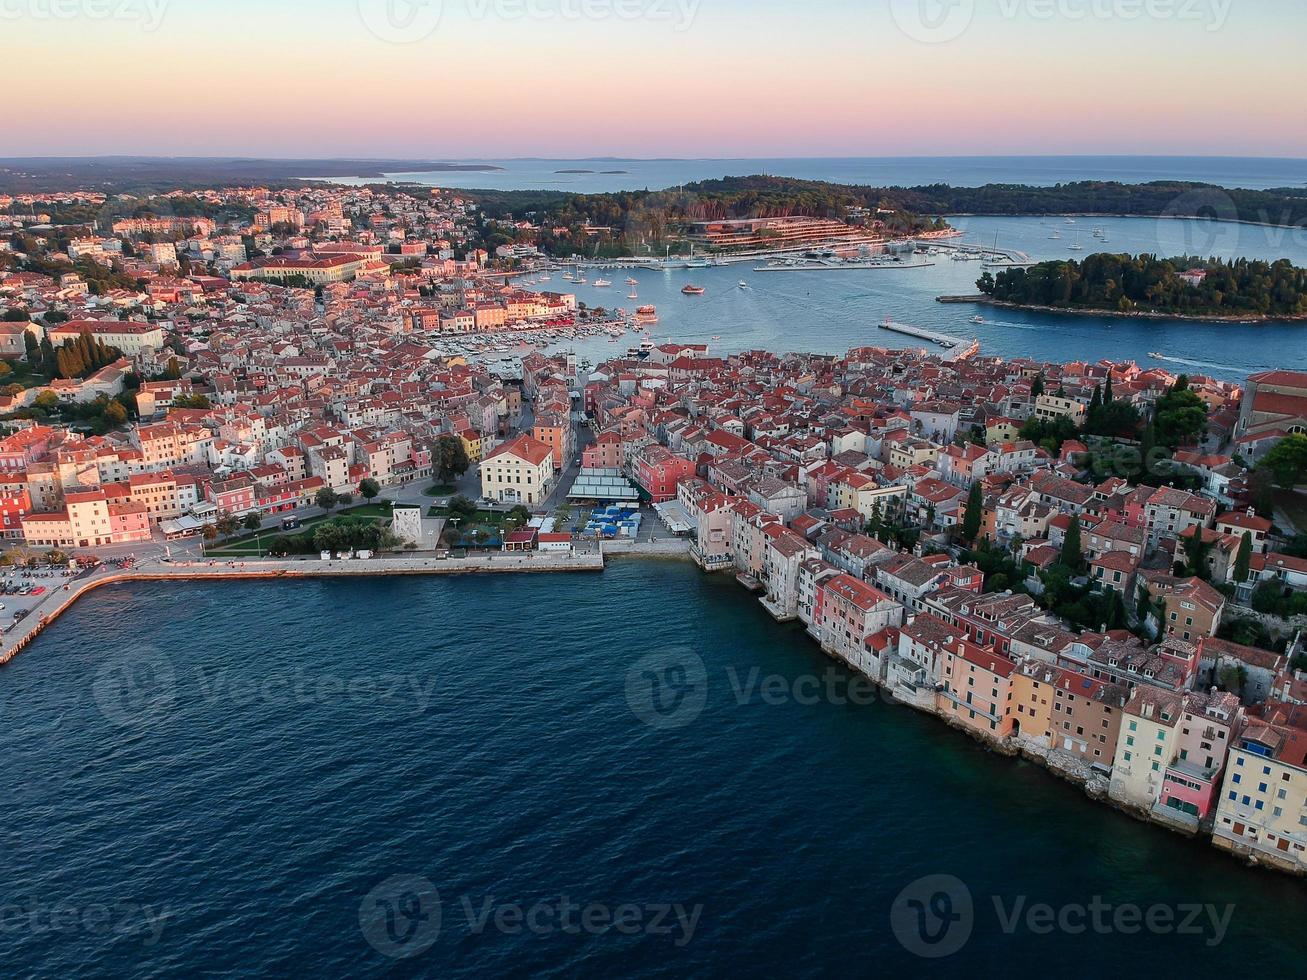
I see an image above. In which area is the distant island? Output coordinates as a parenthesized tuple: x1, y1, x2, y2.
(554, 169, 630, 175)
(466, 175, 1307, 234)
(0, 157, 502, 194)
(966, 254, 1307, 321)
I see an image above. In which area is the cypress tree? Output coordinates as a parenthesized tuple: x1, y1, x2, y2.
(1234, 531, 1253, 585)
(962, 481, 984, 542)
(1061, 516, 1084, 574)
(1104, 373, 1114, 405)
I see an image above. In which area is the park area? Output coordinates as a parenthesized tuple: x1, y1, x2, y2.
(427, 496, 540, 549)
(202, 503, 397, 557)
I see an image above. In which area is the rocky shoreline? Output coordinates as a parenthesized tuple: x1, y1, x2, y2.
(936, 294, 1307, 324)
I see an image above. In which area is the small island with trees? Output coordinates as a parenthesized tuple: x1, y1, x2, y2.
(967, 253, 1307, 321)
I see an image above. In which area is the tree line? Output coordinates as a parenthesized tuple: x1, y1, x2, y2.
(977, 254, 1307, 317)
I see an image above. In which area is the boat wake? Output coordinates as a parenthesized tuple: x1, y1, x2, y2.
(1151, 353, 1243, 374)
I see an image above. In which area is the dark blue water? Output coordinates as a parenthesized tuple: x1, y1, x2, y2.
(319, 155, 1307, 193)
(2, 563, 1305, 977)
(537, 215, 1307, 377)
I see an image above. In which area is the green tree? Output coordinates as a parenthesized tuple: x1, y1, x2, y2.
(961, 481, 983, 542)
(315, 487, 339, 512)
(1060, 516, 1085, 574)
(358, 477, 381, 501)
(1260, 433, 1307, 488)
(1234, 531, 1253, 585)
(1154, 376, 1208, 449)
(1031, 373, 1045, 399)
(215, 510, 240, 539)
(433, 435, 471, 485)
(33, 390, 60, 413)
(448, 494, 478, 520)
(104, 400, 128, 426)
(242, 512, 263, 533)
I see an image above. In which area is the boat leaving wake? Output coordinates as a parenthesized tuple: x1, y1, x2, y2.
(1150, 353, 1243, 374)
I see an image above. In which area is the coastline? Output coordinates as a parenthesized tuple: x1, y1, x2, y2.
(936, 293, 1307, 324)
(743, 582, 1304, 878)
(943, 211, 1307, 233)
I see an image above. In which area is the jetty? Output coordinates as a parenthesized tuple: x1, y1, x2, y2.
(878, 319, 979, 362)
(0, 553, 605, 666)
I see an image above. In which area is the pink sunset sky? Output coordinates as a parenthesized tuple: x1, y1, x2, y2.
(6, 0, 1306, 158)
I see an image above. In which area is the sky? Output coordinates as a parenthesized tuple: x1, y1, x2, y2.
(5, 0, 1307, 159)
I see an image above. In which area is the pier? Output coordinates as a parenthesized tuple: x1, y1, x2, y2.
(0, 553, 606, 666)
(912, 238, 1036, 267)
(878, 319, 979, 361)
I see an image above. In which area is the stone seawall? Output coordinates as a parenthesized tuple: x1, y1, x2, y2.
(0, 553, 605, 666)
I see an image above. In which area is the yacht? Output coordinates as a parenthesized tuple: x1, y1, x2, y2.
(1149, 351, 1165, 360)
(625, 277, 639, 286)
(594, 278, 612, 288)
(738, 280, 748, 289)
(682, 284, 706, 295)
(970, 315, 985, 324)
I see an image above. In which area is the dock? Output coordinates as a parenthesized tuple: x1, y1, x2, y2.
(878, 319, 979, 361)
(0, 553, 606, 666)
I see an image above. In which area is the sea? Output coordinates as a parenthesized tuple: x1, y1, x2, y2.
(523, 214, 1307, 378)
(317, 155, 1307, 193)
(3, 566, 1307, 977)
(318, 155, 1307, 377)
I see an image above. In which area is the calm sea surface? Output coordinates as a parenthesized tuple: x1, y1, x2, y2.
(319, 155, 1307, 193)
(2, 565, 1306, 977)
(528, 215, 1307, 378)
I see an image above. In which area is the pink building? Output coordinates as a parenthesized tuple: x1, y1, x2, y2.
(633, 445, 696, 504)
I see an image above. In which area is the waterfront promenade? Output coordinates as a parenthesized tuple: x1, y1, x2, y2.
(0, 552, 606, 666)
